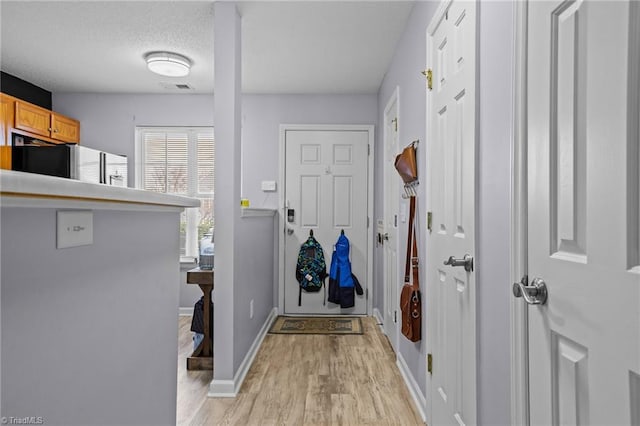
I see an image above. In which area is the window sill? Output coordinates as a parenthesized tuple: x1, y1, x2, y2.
(180, 256, 198, 267)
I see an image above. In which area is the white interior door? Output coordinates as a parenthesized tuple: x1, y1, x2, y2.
(383, 89, 400, 351)
(426, 1, 477, 425)
(524, 1, 640, 424)
(283, 129, 369, 315)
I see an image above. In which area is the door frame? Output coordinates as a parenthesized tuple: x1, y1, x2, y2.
(382, 87, 400, 352)
(277, 124, 375, 316)
(511, 1, 530, 425)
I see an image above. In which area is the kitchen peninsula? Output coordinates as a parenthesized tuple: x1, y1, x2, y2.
(0, 170, 199, 425)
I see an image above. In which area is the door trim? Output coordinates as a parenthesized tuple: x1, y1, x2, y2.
(277, 124, 375, 316)
(511, 1, 530, 425)
(424, 17, 436, 426)
(383, 86, 400, 352)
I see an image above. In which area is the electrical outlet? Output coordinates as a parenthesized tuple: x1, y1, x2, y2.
(250, 299, 254, 319)
(57, 210, 93, 248)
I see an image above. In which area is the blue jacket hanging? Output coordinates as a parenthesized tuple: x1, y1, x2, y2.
(328, 230, 363, 308)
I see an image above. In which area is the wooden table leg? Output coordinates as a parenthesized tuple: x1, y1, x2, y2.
(186, 269, 214, 370)
(200, 283, 212, 357)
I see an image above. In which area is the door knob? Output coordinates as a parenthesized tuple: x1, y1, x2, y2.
(443, 254, 474, 272)
(287, 228, 294, 236)
(383, 233, 389, 241)
(512, 276, 548, 305)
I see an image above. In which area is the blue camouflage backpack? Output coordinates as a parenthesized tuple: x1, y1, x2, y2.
(295, 230, 327, 306)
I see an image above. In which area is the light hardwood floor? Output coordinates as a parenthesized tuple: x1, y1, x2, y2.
(177, 316, 424, 425)
(177, 316, 214, 424)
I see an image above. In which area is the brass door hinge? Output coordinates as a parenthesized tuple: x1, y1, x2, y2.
(427, 211, 432, 232)
(427, 353, 433, 374)
(421, 69, 433, 91)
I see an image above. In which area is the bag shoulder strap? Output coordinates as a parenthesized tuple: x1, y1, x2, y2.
(403, 196, 419, 289)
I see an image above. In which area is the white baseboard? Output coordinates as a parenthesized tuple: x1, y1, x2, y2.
(179, 307, 194, 317)
(208, 307, 278, 397)
(397, 352, 427, 423)
(207, 380, 235, 397)
(372, 308, 384, 326)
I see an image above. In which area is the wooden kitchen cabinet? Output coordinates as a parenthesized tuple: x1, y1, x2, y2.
(15, 100, 51, 138)
(14, 99, 80, 144)
(1, 93, 15, 169)
(50, 112, 79, 143)
(0, 93, 81, 170)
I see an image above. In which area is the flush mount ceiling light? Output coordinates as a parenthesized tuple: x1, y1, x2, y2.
(145, 52, 191, 77)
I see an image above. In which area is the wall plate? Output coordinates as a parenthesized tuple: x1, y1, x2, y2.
(261, 180, 277, 192)
(57, 210, 93, 249)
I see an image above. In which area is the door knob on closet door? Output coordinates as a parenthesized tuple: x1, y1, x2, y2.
(443, 254, 474, 272)
(512, 276, 548, 305)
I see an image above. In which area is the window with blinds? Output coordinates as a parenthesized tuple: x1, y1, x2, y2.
(136, 127, 214, 259)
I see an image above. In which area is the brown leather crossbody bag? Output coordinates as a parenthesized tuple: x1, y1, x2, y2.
(394, 142, 418, 185)
(400, 196, 421, 342)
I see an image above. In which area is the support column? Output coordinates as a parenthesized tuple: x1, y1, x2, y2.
(210, 1, 242, 396)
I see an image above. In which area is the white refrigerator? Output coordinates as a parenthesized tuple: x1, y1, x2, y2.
(70, 145, 128, 186)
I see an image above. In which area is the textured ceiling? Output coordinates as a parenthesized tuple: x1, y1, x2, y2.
(0, 1, 414, 95)
(239, 1, 414, 94)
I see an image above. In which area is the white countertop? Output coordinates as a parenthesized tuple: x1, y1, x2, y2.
(0, 170, 200, 210)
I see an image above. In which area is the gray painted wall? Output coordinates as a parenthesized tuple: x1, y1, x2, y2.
(377, 0, 438, 395)
(241, 94, 377, 210)
(1, 207, 181, 425)
(476, 2, 514, 425)
(233, 214, 276, 372)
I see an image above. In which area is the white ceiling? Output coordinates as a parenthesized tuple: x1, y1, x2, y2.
(0, 1, 415, 95)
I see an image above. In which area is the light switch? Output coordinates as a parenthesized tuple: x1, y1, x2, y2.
(261, 180, 277, 192)
(57, 210, 93, 249)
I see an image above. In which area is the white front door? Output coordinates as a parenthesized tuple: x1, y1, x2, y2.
(383, 89, 400, 351)
(283, 129, 370, 315)
(524, 1, 640, 424)
(426, 1, 477, 425)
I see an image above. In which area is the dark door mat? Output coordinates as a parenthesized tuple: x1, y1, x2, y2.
(269, 316, 363, 335)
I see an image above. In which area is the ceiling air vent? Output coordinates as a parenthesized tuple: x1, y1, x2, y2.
(159, 82, 194, 90)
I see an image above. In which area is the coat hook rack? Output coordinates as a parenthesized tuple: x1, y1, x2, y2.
(401, 181, 419, 199)
(398, 138, 419, 198)
(400, 139, 419, 150)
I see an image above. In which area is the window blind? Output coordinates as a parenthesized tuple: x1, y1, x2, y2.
(137, 127, 214, 258)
